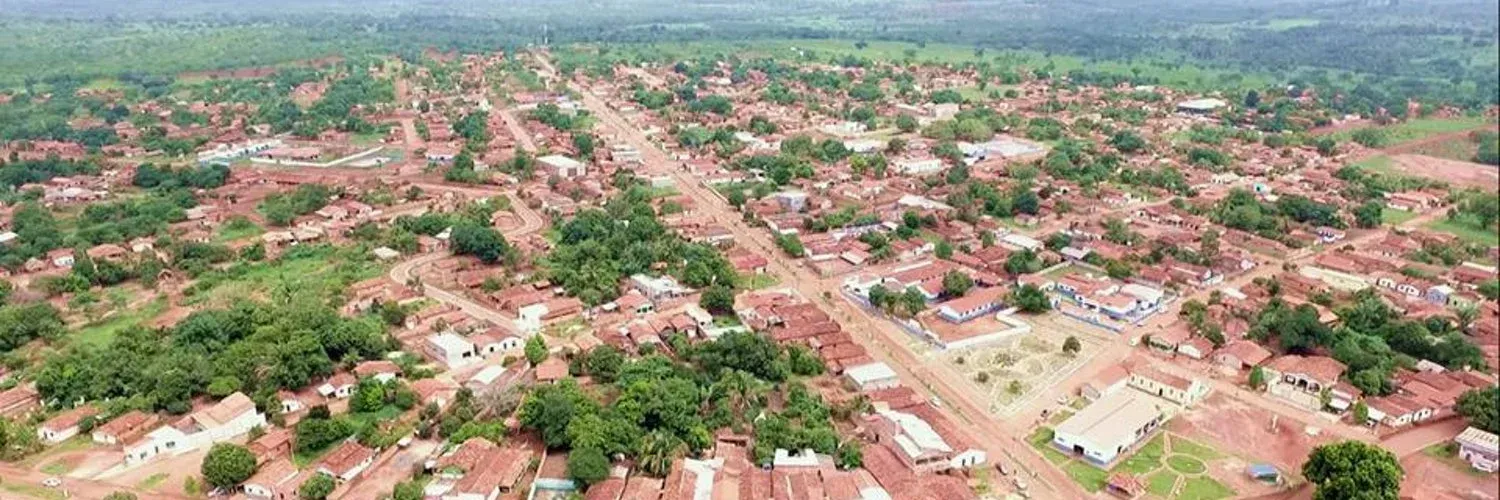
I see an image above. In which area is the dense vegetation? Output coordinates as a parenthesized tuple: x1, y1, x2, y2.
(519, 330, 850, 487)
(544, 187, 737, 305)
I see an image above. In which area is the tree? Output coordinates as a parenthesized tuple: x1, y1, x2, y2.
(1351, 400, 1370, 425)
(836, 441, 864, 469)
(895, 114, 918, 133)
(934, 240, 954, 259)
(1011, 284, 1051, 313)
(941, 271, 973, 297)
(525, 335, 548, 366)
(1354, 201, 1383, 228)
(103, 493, 138, 500)
(450, 223, 510, 264)
(350, 379, 387, 413)
(1248, 366, 1267, 389)
(567, 447, 610, 486)
(1062, 336, 1081, 355)
(700, 284, 735, 315)
(201, 443, 258, 489)
(1456, 386, 1499, 433)
(1302, 441, 1402, 500)
(1244, 90, 1260, 109)
(300, 474, 335, 500)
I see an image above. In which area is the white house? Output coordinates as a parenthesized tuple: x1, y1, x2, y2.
(37, 406, 98, 444)
(425, 333, 478, 369)
(124, 392, 265, 465)
(629, 274, 690, 300)
(317, 373, 356, 399)
(243, 459, 303, 499)
(872, 408, 986, 472)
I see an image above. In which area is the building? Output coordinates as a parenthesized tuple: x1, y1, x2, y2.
(538, 154, 587, 178)
(92, 411, 158, 445)
(433, 440, 533, 500)
(425, 332, 478, 369)
(1051, 391, 1168, 466)
(318, 440, 377, 482)
(1456, 426, 1498, 473)
(936, 287, 1007, 324)
(1214, 341, 1271, 371)
(1176, 98, 1227, 114)
(844, 362, 901, 392)
(1081, 365, 1130, 401)
(867, 408, 987, 472)
(1262, 355, 1347, 411)
(317, 373, 356, 400)
(1127, 366, 1209, 407)
(243, 458, 305, 499)
(37, 406, 99, 444)
(124, 392, 266, 464)
(629, 274, 690, 300)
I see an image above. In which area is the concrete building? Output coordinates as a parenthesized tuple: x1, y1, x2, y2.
(1051, 391, 1167, 466)
(123, 392, 266, 465)
(844, 362, 901, 392)
(425, 332, 478, 369)
(1456, 426, 1498, 473)
(538, 154, 587, 178)
(1127, 366, 1209, 407)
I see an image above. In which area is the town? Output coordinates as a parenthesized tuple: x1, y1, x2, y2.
(0, 35, 1496, 500)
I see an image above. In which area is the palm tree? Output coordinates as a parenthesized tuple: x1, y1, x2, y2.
(636, 430, 683, 477)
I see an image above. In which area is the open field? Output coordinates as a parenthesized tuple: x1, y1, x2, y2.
(1385, 154, 1499, 189)
(1426, 216, 1500, 246)
(1027, 424, 1251, 499)
(1331, 116, 1496, 145)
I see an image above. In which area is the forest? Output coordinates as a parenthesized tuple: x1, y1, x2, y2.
(0, 0, 1495, 108)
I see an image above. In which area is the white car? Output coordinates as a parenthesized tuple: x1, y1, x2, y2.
(42, 477, 61, 488)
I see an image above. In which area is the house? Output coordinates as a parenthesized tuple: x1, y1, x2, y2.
(353, 360, 402, 383)
(629, 274, 689, 300)
(1052, 391, 1167, 466)
(0, 385, 39, 417)
(1081, 365, 1130, 401)
(936, 287, 1006, 324)
(1262, 355, 1348, 412)
(535, 357, 569, 384)
(243, 459, 305, 500)
(538, 154, 587, 178)
(1127, 366, 1209, 407)
(92, 411, 158, 445)
(317, 440, 377, 482)
(866, 408, 986, 472)
(248, 428, 294, 464)
(1456, 426, 1499, 473)
(1176, 338, 1214, 360)
(37, 406, 99, 444)
(471, 329, 523, 356)
(425, 332, 478, 369)
(844, 362, 901, 392)
(1214, 341, 1271, 371)
(317, 373, 357, 399)
(124, 392, 266, 464)
(435, 441, 534, 500)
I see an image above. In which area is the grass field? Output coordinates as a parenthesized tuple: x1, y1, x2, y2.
(1333, 116, 1496, 146)
(1028, 427, 1070, 465)
(1178, 476, 1236, 500)
(1427, 217, 1499, 246)
(1353, 155, 1398, 175)
(71, 295, 168, 347)
(1167, 455, 1208, 474)
(1064, 460, 1110, 492)
(1381, 208, 1419, 226)
(1147, 470, 1180, 496)
(214, 218, 264, 243)
(1116, 434, 1166, 474)
(578, 39, 1276, 92)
